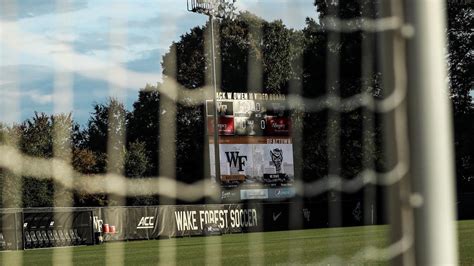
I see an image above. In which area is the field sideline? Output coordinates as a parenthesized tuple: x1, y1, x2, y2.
(1, 220, 474, 265)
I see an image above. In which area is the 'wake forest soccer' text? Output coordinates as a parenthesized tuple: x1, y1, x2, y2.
(174, 208, 258, 232)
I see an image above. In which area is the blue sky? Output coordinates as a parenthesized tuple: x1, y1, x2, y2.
(0, 0, 318, 126)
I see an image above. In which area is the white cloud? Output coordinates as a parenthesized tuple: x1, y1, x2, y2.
(28, 90, 53, 104)
(0, 87, 52, 105)
(236, 0, 317, 29)
(0, 0, 88, 21)
(1, 20, 161, 90)
(0, 84, 52, 123)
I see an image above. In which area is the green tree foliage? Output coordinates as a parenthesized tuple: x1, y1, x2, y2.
(76, 98, 132, 206)
(447, 2, 474, 192)
(302, 0, 383, 192)
(447, 2, 473, 115)
(174, 97, 205, 185)
(313, 0, 474, 194)
(0, 124, 23, 208)
(127, 84, 205, 186)
(127, 87, 161, 175)
(162, 12, 302, 93)
(125, 141, 149, 178)
(72, 148, 103, 175)
(0, 113, 79, 207)
(20, 113, 73, 207)
(84, 98, 128, 173)
(71, 147, 109, 207)
(124, 140, 155, 205)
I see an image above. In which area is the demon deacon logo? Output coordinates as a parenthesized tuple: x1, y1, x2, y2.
(270, 148, 283, 173)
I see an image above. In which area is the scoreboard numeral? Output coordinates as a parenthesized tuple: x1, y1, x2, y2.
(260, 120, 266, 129)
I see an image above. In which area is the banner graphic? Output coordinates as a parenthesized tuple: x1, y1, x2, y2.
(158, 204, 263, 237)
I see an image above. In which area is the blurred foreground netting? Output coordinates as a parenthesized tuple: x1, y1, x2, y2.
(0, 0, 461, 265)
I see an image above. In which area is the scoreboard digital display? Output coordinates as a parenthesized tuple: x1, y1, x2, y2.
(206, 93, 295, 202)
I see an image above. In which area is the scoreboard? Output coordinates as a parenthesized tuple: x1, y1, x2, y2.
(206, 93, 295, 202)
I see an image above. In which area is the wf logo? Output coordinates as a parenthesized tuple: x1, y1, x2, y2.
(225, 152, 247, 171)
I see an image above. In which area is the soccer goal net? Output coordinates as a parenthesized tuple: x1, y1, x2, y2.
(0, 0, 459, 265)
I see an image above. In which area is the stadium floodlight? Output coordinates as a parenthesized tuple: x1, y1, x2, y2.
(187, 0, 238, 20)
(187, 0, 238, 185)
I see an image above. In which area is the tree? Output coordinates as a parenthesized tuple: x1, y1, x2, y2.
(446, 2, 474, 192)
(127, 87, 161, 175)
(71, 99, 129, 206)
(162, 12, 302, 93)
(447, 2, 473, 115)
(0, 124, 23, 208)
(124, 140, 155, 205)
(72, 148, 103, 175)
(84, 98, 128, 174)
(127, 84, 206, 184)
(0, 113, 78, 207)
(296, 1, 387, 210)
(125, 141, 149, 178)
(312, 0, 474, 200)
(71, 147, 109, 207)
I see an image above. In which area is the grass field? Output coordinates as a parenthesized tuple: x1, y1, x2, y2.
(2, 220, 474, 265)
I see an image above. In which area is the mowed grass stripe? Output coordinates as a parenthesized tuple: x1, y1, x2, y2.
(2, 221, 474, 265)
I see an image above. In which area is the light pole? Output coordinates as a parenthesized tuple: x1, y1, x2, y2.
(187, 0, 238, 186)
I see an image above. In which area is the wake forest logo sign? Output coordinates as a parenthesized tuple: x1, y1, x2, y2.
(270, 148, 283, 173)
(225, 152, 247, 171)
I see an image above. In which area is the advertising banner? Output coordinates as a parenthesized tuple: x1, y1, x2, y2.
(206, 93, 295, 202)
(2, 203, 386, 250)
(93, 207, 127, 241)
(93, 207, 162, 241)
(157, 204, 263, 237)
(125, 207, 160, 240)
